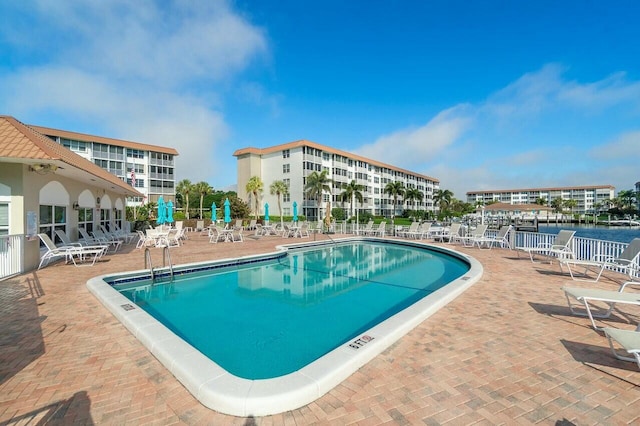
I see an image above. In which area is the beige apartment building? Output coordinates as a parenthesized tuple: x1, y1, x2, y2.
(466, 185, 615, 215)
(30, 125, 178, 205)
(234, 140, 439, 221)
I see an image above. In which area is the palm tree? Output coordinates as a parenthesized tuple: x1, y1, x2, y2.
(563, 199, 578, 220)
(404, 187, 424, 211)
(618, 189, 636, 209)
(246, 176, 264, 220)
(270, 180, 289, 227)
(535, 197, 548, 206)
(176, 179, 192, 219)
(304, 170, 332, 221)
(193, 181, 212, 219)
(339, 180, 364, 218)
(384, 181, 405, 218)
(433, 189, 453, 214)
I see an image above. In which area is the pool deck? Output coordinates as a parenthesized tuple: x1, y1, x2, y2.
(1, 232, 639, 425)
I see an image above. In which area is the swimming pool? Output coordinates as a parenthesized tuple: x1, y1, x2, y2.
(87, 237, 482, 416)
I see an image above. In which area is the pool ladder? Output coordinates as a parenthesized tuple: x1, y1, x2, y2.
(144, 246, 174, 283)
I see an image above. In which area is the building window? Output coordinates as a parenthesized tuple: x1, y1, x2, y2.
(282, 149, 290, 158)
(78, 208, 94, 234)
(99, 208, 111, 231)
(0, 202, 8, 236)
(283, 164, 290, 173)
(61, 138, 87, 153)
(283, 178, 290, 188)
(283, 193, 290, 202)
(39, 205, 66, 245)
(127, 149, 145, 159)
(127, 178, 145, 188)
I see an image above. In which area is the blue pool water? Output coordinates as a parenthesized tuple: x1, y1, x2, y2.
(114, 241, 469, 380)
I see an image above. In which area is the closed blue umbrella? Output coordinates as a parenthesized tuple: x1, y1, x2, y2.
(166, 200, 174, 223)
(292, 201, 298, 223)
(156, 196, 166, 224)
(264, 203, 269, 222)
(224, 198, 231, 224)
(211, 202, 217, 222)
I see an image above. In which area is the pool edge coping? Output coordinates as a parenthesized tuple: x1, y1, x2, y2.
(86, 237, 483, 417)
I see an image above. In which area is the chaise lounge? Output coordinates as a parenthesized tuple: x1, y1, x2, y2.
(560, 238, 640, 282)
(562, 282, 640, 330)
(517, 229, 575, 263)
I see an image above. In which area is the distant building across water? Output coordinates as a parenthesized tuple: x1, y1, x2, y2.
(466, 185, 615, 216)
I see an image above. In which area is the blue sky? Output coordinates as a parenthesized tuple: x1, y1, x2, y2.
(1, 0, 639, 199)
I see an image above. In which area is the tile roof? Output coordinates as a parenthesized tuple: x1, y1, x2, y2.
(29, 124, 179, 155)
(233, 139, 440, 183)
(0, 115, 141, 197)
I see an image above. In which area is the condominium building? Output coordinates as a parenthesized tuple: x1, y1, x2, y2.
(29, 125, 178, 205)
(233, 140, 440, 221)
(466, 185, 615, 215)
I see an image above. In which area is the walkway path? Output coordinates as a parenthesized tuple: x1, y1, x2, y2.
(1, 232, 638, 424)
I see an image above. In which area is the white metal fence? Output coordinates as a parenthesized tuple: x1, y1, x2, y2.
(0, 234, 24, 280)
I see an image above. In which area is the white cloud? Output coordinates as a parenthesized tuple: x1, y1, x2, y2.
(356, 64, 640, 198)
(588, 131, 640, 161)
(0, 0, 266, 187)
(355, 105, 473, 168)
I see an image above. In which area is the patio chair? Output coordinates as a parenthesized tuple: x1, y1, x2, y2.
(473, 225, 513, 249)
(366, 221, 386, 237)
(136, 230, 156, 249)
(246, 219, 257, 230)
(355, 220, 373, 236)
(54, 229, 84, 247)
(298, 222, 310, 238)
(603, 327, 640, 369)
(197, 220, 207, 235)
(560, 238, 640, 282)
(92, 230, 123, 252)
(457, 224, 488, 247)
(38, 233, 107, 269)
(409, 222, 432, 240)
(78, 228, 102, 245)
(230, 227, 244, 243)
(399, 222, 419, 238)
(562, 282, 640, 330)
(516, 230, 575, 263)
(440, 223, 462, 243)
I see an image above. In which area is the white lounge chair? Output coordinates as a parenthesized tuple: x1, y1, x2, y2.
(136, 230, 156, 249)
(603, 327, 640, 369)
(440, 223, 462, 243)
(517, 230, 575, 263)
(78, 227, 101, 245)
(92, 230, 123, 252)
(473, 225, 513, 249)
(38, 233, 107, 268)
(355, 220, 374, 236)
(399, 222, 419, 238)
(458, 224, 488, 247)
(366, 221, 386, 237)
(560, 238, 640, 282)
(411, 222, 433, 240)
(562, 283, 640, 330)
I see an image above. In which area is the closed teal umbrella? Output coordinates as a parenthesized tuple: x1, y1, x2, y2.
(292, 201, 298, 222)
(166, 200, 174, 223)
(156, 196, 166, 224)
(211, 202, 217, 222)
(224, 198, 231, 224)
(264, 203, 269, 222)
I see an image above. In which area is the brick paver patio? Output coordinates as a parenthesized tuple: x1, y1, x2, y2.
(1, 231, 638, 425)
